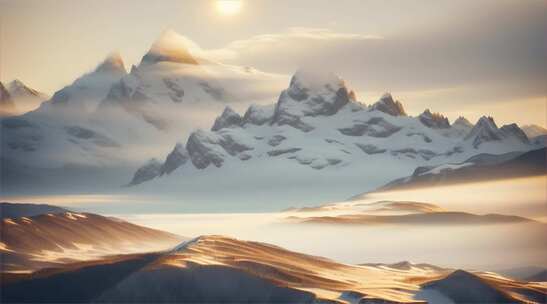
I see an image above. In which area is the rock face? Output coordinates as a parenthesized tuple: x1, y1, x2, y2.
(338, 117, 401, 137)
(211, 107, 243, 131)
(419, 109, 450, 129)
(271, 69, 354, 132)
(186, 130, 253, 169)
(499, 123, 529, 143)
(465, 116, 501, 147)
(369, 93, 406, 116)
(242, 104, 275, 126)
(160, 143, 189, 175)
(129, 158, 163, 186)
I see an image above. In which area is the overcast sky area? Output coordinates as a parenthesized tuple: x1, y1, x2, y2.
(1, 0, 545, 126)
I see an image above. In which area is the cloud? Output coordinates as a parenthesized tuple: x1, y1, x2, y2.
(199, 2, 546, 113)
(203, 27, 384, 62)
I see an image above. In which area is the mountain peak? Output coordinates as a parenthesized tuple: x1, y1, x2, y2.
(270, 69, 354, 131)
(7, 79, 47, 100)
(370, 92, 407, 116)
(453, 116, 472, 128)
(140, 30, 199, 65)
(95, 52, 126, 74)
(475, 116, 498, 130)
(465, 116, 500, 145)
(419, 109, 450, 129)
(211, 106, 242, 131)
(8, 79, 25, 89)
(521, 124, 547, 138)
(289, 68, 345, 92)
(464, 116, 530, 148)
(499, 123, 529, 143)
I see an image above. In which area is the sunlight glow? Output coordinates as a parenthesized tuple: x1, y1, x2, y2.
(216, 0, 242, 16)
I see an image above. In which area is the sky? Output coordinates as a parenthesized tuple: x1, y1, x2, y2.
(1, 0, 545, 126)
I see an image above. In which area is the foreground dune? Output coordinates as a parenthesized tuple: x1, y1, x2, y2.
(2, 235, 545, 303)
(0, 211, 184, 272)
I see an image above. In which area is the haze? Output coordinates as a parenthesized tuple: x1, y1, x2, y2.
(1, 0, 545, 126)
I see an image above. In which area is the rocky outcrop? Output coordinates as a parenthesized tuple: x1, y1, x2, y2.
(499, 123, 529, 144)
(419, 109, 450, 129)
(186, 130, 253, 169)
(242, 104, 274, 125)
(268, 135, 286, 147)
(267, 148, 302, 156)
(163, 78, 184, 103)
(186, 131, 226, 169)
(339, 117, 401, 137)
(369, 93, 406, 116)
(465, 116, 502, 148)
(355, 144, 386, 155)
(453, 116, 473, 128)
(271, 69, 353, 131)
(129, 158, 163, 186)
(160, 143, 189, 175)
(211, 106, 243, 131)
(65, 126, 119, 147)
(465, 116, 529, 148)
(391, 148, 438, 160)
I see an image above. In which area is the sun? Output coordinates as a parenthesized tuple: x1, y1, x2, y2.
(216, 0, 242, 16)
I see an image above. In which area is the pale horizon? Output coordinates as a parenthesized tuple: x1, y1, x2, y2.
(1, 0, 545, 127)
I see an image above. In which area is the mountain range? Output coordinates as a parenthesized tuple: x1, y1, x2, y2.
(0, 30, 543, 209)
(125, 67, 540, 207)
(378, 147, 547, 191)
(0, 30, 286, 195)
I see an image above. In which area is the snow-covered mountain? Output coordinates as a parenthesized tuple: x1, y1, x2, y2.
(0, 30, 286, 195)
(5, 80, 49, 115)
(377, 147, 546, 191)
(0, 30, 538, 203)
(1, 53, 128, 170)
(127, 69, 535, 206)
(95, 30, 285, 133)
(522, 124, 547, 146)
(522, 124, 547, 138)
(464, 116, 529, 149)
